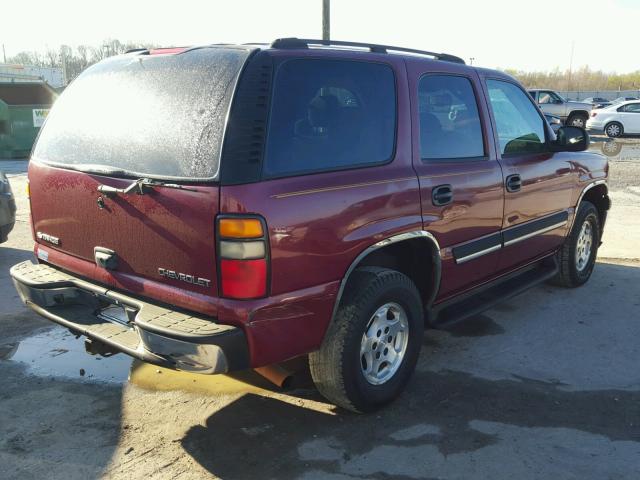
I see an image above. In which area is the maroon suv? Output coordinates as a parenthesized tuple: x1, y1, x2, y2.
(11, 39, 609, 412)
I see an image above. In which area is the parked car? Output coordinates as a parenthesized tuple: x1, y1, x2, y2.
(611, 96, 638, 105)
(528, 89, 592, 127)
(544, 114, 563, 132)
(11, 38, 610, 412)
(0, 169, 16, 243)
(582, 97, 611, 109)
(587, 100, 640, 137)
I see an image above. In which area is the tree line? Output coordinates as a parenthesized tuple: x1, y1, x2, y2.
(5, 40, 157, 83)
(6, 40, 640, 91)
(505, 66, 640, 92)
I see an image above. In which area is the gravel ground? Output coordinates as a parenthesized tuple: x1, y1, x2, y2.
(1, 143, 639, 479)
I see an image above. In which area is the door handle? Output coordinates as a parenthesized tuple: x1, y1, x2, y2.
(506, 174, 522, 193)
(432, 184, 453, 206)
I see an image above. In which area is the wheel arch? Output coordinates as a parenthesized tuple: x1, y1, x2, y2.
(331, 231, 441, 321)
(604, 120, 624, 136)
(572, 181, 610, 233)
(569, 109, 590, 119)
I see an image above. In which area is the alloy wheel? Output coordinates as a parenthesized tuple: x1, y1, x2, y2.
(360, 302, 409, 385)
(606, 123, 621, 137)
(575, 220, 593, 272)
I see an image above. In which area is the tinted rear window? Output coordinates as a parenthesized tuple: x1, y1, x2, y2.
(263, 59, 396, 178)
(33, 47, 250, 180)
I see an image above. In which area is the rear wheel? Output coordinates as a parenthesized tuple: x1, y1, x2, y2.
(309, 267, 423, 413)
(605, 122, 623, 138)
(551, 201, 600, 288)
(567, 113, 588, 128)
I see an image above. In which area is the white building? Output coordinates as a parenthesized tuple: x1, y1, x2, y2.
(0, 64, 65, 88)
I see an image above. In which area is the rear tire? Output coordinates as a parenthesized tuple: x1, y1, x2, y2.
(551, 201, 600, 288)
(567, 113, 588, 128)
(605, 122, 623, 138)
(309, 267, 423, 413)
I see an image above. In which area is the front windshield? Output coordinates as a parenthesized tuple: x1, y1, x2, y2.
(33, 47, 250, 180)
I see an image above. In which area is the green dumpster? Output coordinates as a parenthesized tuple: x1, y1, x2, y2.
(0, 82, 57, 159)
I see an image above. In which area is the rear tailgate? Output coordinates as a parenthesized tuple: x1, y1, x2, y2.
(27, 46, 254, 316)
(29, 161, 220, 313)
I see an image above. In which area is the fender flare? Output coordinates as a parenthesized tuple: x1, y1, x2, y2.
(569, 180, 608, 231)
(568, 109, 590, 119)
(330, 230, 442, 321)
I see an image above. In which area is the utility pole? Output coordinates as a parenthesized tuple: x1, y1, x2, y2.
(2, 44, 6, 63)
(322, 0, 330, 40)
(567, 41, 575, 93)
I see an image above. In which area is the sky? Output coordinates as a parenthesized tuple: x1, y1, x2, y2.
(2, 0, 639, 73)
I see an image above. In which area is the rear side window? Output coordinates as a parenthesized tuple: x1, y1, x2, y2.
(419, 75, 485, 160)
(486, 80, 546, 155)
(263, 59, 396, 178)
(619, 103, 640, 113)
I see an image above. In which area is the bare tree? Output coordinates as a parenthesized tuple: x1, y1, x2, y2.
(44, 48, 59, 68)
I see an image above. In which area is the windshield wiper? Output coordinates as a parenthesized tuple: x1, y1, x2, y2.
(97, 178, 199, 196)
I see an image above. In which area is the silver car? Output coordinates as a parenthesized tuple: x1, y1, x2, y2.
(528, 89, 592, 128)
(0, 170, 16, 243)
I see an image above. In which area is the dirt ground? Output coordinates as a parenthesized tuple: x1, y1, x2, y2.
(1, 138, 639, 479)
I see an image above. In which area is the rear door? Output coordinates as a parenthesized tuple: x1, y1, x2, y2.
(483, 78, 574, 273)
(619, 102, 640, 133)
(408, 60, 504, 301)
(27, 47, 252, 316)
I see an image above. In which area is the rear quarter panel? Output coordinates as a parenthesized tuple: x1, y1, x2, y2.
(218, 52, 422, 365)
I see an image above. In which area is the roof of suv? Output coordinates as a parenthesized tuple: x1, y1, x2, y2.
(124, 38, 517, 85)
(126, 37, 467, 65)
(266, 38, 467, 64)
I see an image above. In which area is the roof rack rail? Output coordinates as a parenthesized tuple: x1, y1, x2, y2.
(270, 38, 465, 65)
(125, 48, 149, 54)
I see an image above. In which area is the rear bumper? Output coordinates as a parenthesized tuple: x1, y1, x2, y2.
(10, 261, 250, 374)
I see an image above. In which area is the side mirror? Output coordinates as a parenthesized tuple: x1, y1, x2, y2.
(553, 126, 589, 152)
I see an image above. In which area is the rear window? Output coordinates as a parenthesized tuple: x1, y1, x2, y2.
(263, 59, 396, 178)
(33, 47, 250, 180)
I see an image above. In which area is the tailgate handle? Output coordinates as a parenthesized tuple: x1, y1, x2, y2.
(94, 247, 118, 270)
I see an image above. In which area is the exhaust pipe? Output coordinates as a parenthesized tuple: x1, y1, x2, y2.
(254, 364, 294, 389)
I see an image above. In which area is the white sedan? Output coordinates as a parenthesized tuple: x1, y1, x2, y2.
(586, 100, 640, 137)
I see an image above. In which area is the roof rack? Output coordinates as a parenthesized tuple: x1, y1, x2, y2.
(125, 48, 149, 54)
(270, 38, 465, 65)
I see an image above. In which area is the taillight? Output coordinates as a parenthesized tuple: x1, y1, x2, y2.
(217, 217, 269, 299)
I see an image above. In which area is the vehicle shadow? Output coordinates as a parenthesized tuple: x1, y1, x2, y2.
(181, 371, 640, 479)
(0, 360, 125, 480)
(181, 261, 640, 479)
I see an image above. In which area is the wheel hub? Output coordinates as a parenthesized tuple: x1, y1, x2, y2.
(575, 220, 593, 272)
(607, 124, 620, 136)
(571, 117, 585, 127)
(360, 302, 409, 385)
